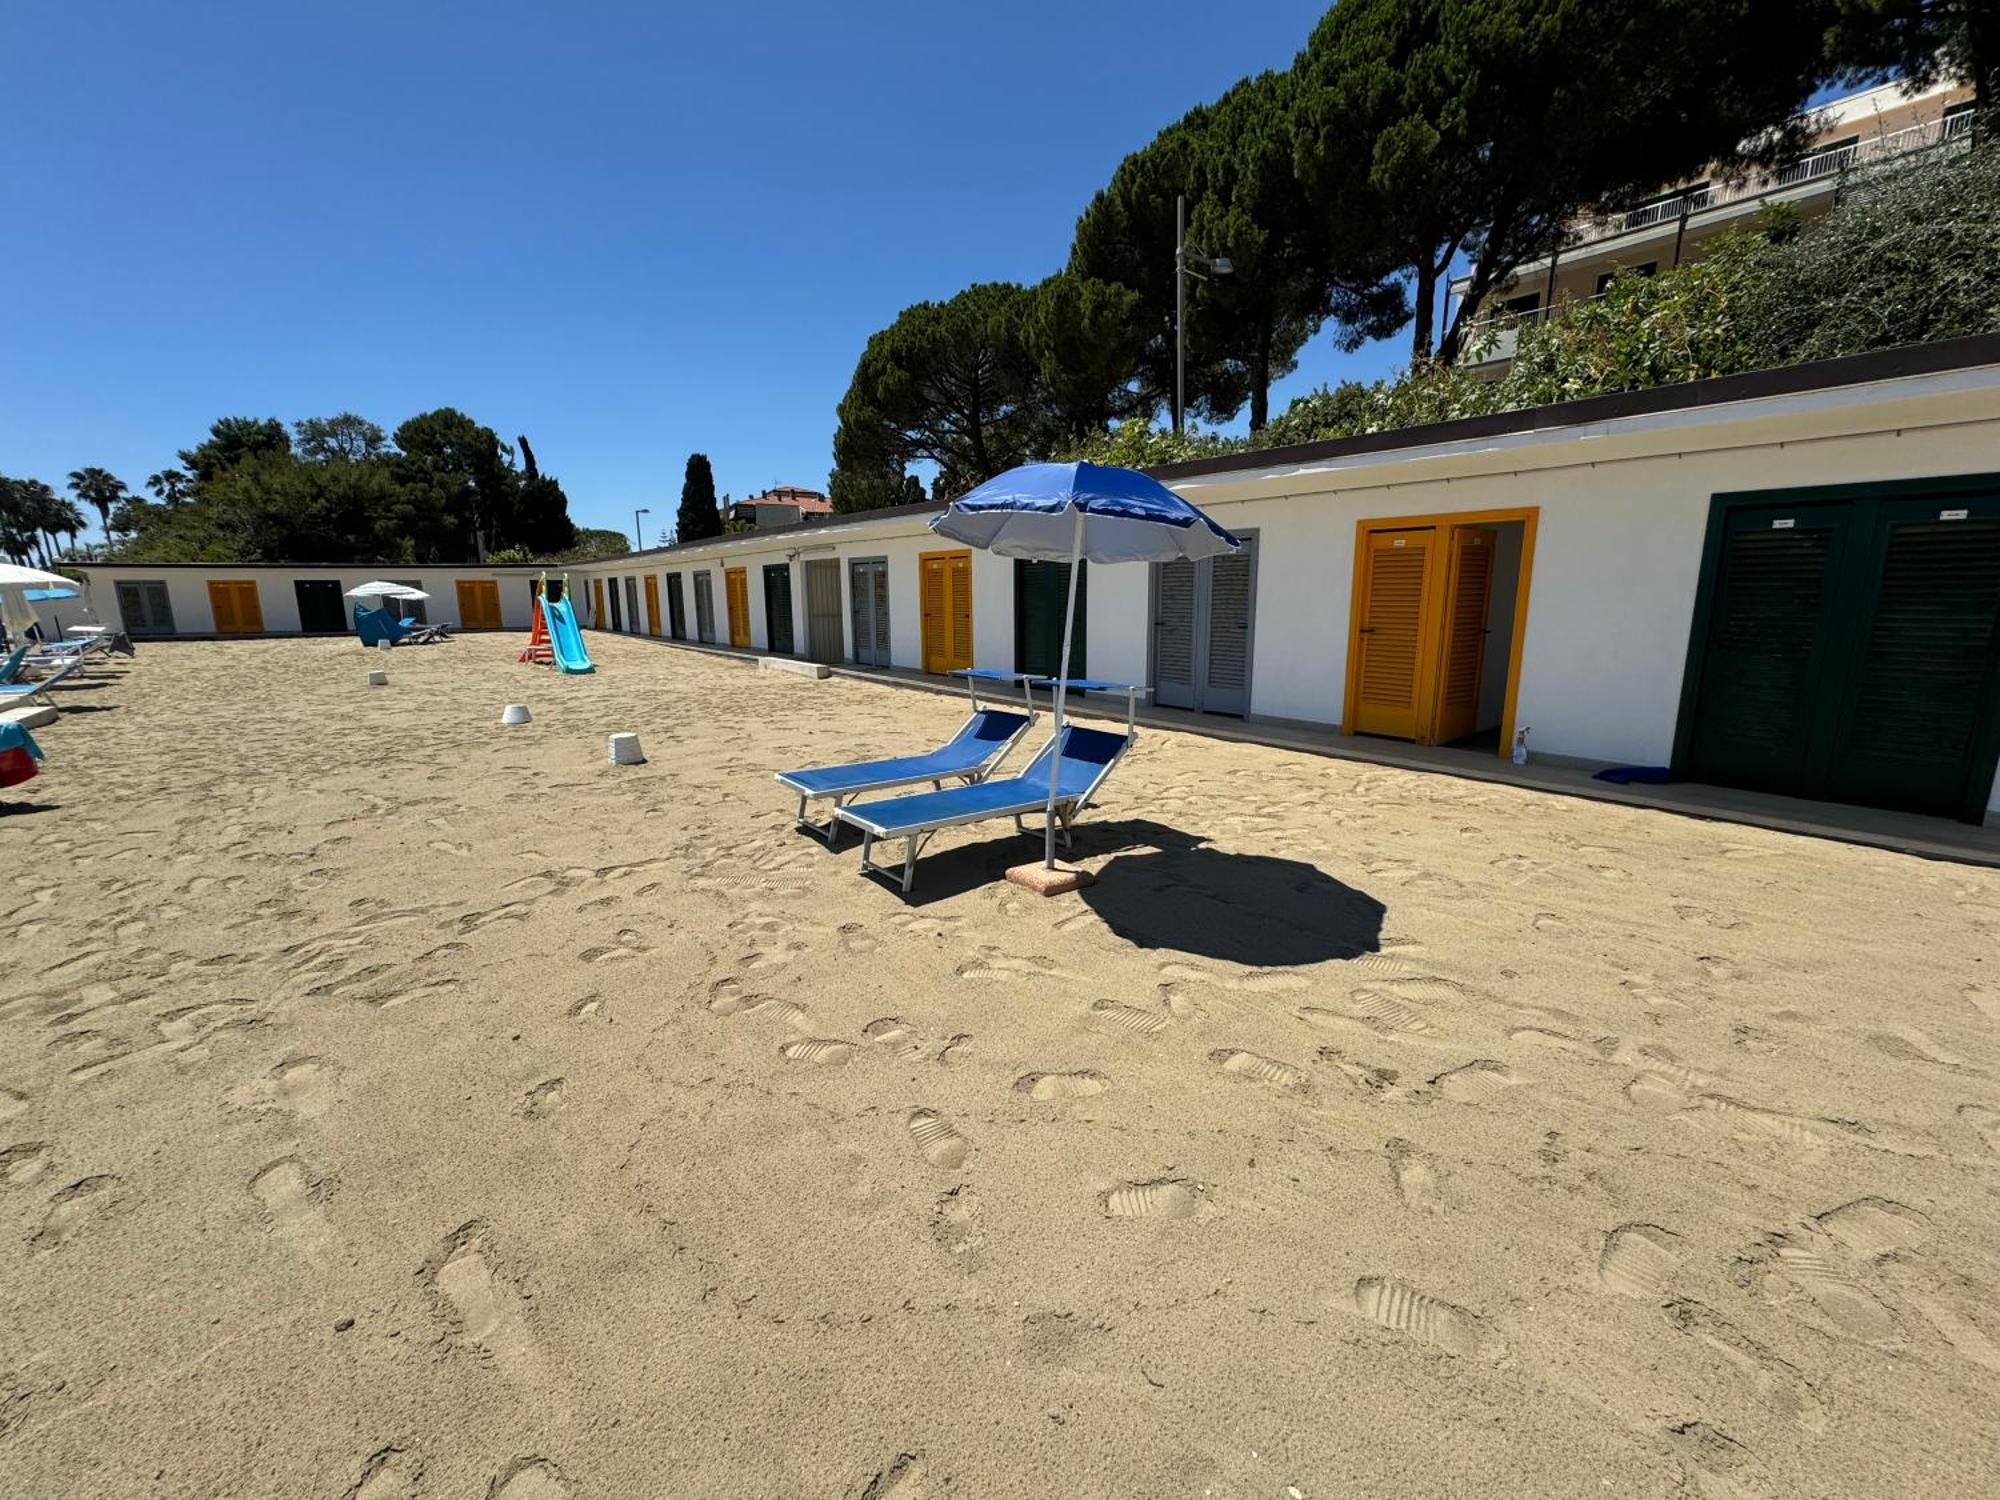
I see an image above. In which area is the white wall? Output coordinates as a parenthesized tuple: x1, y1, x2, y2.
(79, 565, 544, 636)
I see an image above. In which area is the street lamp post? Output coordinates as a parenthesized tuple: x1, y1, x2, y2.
(633, 507, 651, 551)
(1172, 193, 1233, 435)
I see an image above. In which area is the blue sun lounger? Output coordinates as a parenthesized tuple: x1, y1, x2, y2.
(835, 686, 1139, 892)
(775, 670, 1037, 844)
(0, 655, 83, 707)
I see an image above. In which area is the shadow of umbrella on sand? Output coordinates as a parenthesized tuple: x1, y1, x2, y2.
(1073, 821, 1384, 968)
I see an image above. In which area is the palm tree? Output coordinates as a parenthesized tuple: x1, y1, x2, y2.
(146, 468, 190, 506)
(51, 498, 87, 558)
(67, 466, 129, 544)
(0, 477, 33, 563)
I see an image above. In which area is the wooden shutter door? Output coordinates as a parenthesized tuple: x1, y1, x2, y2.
(947, 552, 973, 672)
(1351, 530, 1436, 738)
(920, 555, 948, 673)
(726, 569, 750, 647)
(1825, 495, 2000, 817)
(644, 575, 662, 635)
(1686, 505, 1852, 794)
(1153, 559, 1198, 709)
(1202, 535, 1255, 716)
(1430, 527, 1496, 743)
(207, 581, 237, 634)
(591, 577, 606, 628)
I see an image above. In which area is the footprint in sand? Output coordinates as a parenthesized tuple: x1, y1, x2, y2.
(779, 1038, 854, 1066)
(230, 1055, 340, 1120)
(1385, 1139, 1442, 1213)
(857, 1453, 930, 1500)
(1666, 1421, 1765, 1498)
(30, 1176, 120, 1252)
(519, 1079, 568, 1117)
(1597, 1224, 1680, 1299)
(957, 948, 1066, 984)
(250, 1157, 334, 1256)
(430, 1224, 541, 1381)
(1303, 993, 1436, 1037)
(932, 1187, 982, 1263)
(905, 1109, 969, 1168)
(1014, 1070, 1109, 1102)
(1102, 1179, 1201, 1220)
(1814, 1197, 1929, 1259)
(347, 1445, 422, 1500)
(862, 1018, 923, 1058)
(1761, 1235, 1898, 1341)
(1663, 1299, 1826, 1432)
(1, 1141, 54, 1189)
(1087, 999, 1167, 1038)
(1208, 1049, 1307, 1091)
(1430, 1060, 1523, 1102)
(567, 995, 602, 1022)
(488, 1457, 569, 1499)
(838, 922, 880, 955)
(579, 929, 649, 964)
(1342, 1276, 1498, 1360)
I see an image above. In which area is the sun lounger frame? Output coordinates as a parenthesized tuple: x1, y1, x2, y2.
(837, 720, 1136, 893)
(774, 671, 1038, 845)
(0, 655, 84, 706)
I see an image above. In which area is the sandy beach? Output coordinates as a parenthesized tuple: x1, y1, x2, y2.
(2, 633, 1997, 1498)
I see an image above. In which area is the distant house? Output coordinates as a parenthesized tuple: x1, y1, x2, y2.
(724, 486, 834, 530)
(1453, 77, 1976, 373)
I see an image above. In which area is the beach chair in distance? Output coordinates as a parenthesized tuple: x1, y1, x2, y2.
(0, 655, 84, 707)
(834, 681, 1143, 893)
(774, 669, 1037, 845)
(0, 644, 28, 684)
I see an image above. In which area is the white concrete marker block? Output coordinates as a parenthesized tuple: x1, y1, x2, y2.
(759, 657, 829, 679)
(500, 704, 532, 726)
(376, 638, 393, 652)
(608, 732, 645, 765)
(366, 669, 388, 687)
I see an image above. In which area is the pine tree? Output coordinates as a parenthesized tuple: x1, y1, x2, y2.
(675, 454, 722, 542)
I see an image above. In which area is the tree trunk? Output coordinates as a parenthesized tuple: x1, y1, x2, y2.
(1409, 259, 1437, 362)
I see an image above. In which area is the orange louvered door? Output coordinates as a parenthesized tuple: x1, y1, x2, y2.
(1352, 529, 1436, 739)
(643, 575, 662, 636)
(919, 551, 971, 674)
(946, 552, 972, 671)
(1430, 526, 1496, 744)
(725, 568, 750, 647)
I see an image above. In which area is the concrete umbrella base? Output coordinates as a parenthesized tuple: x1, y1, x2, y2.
(1004, 860, 1095, 897)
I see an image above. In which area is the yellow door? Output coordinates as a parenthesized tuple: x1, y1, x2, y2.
(207, 580, 263, 635)
(643, 575, 662, 636)
(591, 577, 606, 628)
(919, 549, 973, 674)
(725, 568, 750, 647)
(1351, 529, 1437, 739)
(1430, 527, 1497, 744)
(456, 579, 501, 630)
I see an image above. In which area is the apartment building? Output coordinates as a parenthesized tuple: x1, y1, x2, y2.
(1455, 77, 1976, 371)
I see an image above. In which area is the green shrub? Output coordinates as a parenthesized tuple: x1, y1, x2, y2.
(1744, 138, 2000, 364)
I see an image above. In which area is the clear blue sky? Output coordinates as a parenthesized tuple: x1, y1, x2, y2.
(4, 1, 1413, 544)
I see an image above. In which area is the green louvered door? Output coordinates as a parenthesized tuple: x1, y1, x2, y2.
(1679, 478, 2000, 822)
(1823, 493, 2000, 817)
(1014, 559, 1086, 680)
(1685, 501, 1855, 796)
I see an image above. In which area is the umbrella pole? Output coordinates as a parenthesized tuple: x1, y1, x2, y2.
(1045, 509, 1084, 870)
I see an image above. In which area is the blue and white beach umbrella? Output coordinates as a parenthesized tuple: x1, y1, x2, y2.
(931, 460, 1240, 869)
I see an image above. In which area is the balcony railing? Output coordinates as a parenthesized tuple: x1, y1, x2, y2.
(1608, 112, 1973, 235)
